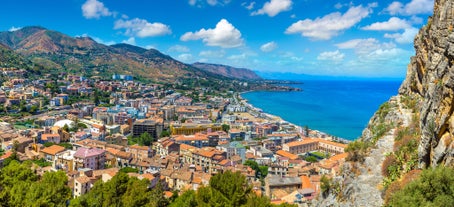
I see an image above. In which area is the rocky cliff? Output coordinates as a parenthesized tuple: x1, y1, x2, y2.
(399, 0, 454, 168)
(316, 0, 454, 206)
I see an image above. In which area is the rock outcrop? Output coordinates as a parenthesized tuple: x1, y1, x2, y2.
(399, 0, 454, 168)
(317, 0, 454, 205)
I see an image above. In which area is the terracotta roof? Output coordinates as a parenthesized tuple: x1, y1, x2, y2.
(141, 173, 155, 181)
(328, 152, 348, 162)
(75, 176, 92, 184)
(41, 133, 60, 141)
(41, 145, 66, 155)
(276, 150, 299, 160)
(129, 145, 149, 151)
(285, 139, 319, 147)
(300, 176, 314, 189)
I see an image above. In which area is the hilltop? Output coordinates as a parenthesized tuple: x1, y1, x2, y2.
(0, 26, 261, 83)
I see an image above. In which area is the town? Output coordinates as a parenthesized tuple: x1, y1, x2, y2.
(0, 68, 348, 206)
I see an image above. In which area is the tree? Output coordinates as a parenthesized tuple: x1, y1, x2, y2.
(138, 132, 154, 146)
(25, 170, 71, 206)
(170, 190, 197, 207)
(222, 124, 230, 132)
(320, 175, 332, 197)
(387, 166, 454, 207)
(160, 130, 171, 138)
(119, 167, 138, 173)
(62, 124, 70, 132)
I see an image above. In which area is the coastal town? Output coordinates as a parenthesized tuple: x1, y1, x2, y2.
(0, 69, 349, 206)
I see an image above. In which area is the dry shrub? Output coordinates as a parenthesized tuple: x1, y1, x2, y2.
(381, 154, 398, 177)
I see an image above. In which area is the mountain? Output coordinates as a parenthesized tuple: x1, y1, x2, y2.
(0, 26, 243, 82)
(317, 0, 454, 206)
(191, 62, 261, 80)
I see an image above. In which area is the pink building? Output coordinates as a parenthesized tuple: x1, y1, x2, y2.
(74, 147, 106, 170)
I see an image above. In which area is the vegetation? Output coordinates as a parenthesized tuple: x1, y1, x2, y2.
(128, 132, 154, 146)
(244, 160, 268, 180)
(304, 155, 318, 163)
(171, 170, 295, 207)
(70, 172, 168, 207)
(345, 140, 371, 162)
(32, 158, 52, 167)
(119, 167, 139, 173)
(387, 166, 454, 207)
(0, 160, 71, 206)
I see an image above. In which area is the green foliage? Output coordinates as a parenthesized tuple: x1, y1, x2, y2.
(170, 190, 197, 207)
(320, 175, 331, 197)
(119, 167, 139, 173)
(70, 172, 169, 207)
(387, 166, 454, 207)
(244, 160, 268, 180)
(345, 140, 370, 162)
(160, 130, 171, 138)
(304, 155, 318, 163)
(222, 124, 230, 132)
(0, 161, 70, 206)
(128, 132, 154, 146)
(58, 142, 73, 149)
(32, 158, 52, 167)
(43, 142, 55, 147)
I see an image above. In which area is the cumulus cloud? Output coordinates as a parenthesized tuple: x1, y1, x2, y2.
(317, 50, 345, 62)
(362, 17, 411, 31)
(168, 45, 190, 53)
(285, 4, 376, 40)
(189, 0, 231, 7)
(199, 50, 226, 58)
(122, 37, 136, 45)
(81, 0, 112, 19)
(92, 37, 116, 45)
(384, 27, 419, 44)
(336, 38, 395, 55)
(114, 18, 171, 37)
(252, 0, 292, 17)
(385, 0, 434, 15)
(180, 19, 244, 48)
(242, 2, 256, 10)
(177, 53, 193, 62)
(8, 26, 21, 32)
(260, 41, 278, 52)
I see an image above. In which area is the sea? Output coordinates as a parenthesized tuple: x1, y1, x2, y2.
(241, 79, 403, 140)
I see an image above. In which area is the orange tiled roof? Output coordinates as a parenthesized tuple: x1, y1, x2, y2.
(276, 150, 299, 160)
(41, 145, 66, 155)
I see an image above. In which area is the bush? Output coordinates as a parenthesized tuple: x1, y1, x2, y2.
(387, 167, 454, 207)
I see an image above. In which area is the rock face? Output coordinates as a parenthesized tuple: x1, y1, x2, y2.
(316, 0, 454, 205)
(399, 0, 454, 167)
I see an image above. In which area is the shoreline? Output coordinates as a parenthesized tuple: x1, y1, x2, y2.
(236, 91, 351, 144)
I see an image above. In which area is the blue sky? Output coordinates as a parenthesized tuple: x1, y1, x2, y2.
(0, 0, 433, 78)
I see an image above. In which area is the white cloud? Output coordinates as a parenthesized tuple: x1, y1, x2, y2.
(199, 50, 226, 58)
(317, 50, 345, 62)
(385, 0, 434, 15)
(189, 0, 231, 7)
(92, 37, 116, 45)
(384, 27, 419, 44)
(252, 0, 292, 17)
(8, 26, 21, 32)
(180, 19, 244, 48)
(362, 17, 411, 31)
(168, 45, 190, 53)
(285, 4, 376, 40)
(122, 37, 136, 45)
(177, 53, 193, 62)
(260, 41, 278, 52)
(336, 38, 395, 55)
(242, 2, 256, 10)
(228, 53, 248, 60)
(81, 0, 112, 19)
(114, 18, 171, 37)
(334, 3, 343, 9)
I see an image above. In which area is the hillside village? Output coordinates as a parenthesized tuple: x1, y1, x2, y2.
(0, 67, 348, 206)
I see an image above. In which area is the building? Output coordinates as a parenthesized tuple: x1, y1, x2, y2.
(40, 145, 66, 162)
(127, 145, 151, 161)
(283, 138, 346, 155)
(170, 123, 222, 135)
(132, 119, 163, 138)
(174, 133, 209, 148)
(265, 175, 302, 198)
(73, 147, 106, 170)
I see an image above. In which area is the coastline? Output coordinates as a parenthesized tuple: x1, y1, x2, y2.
(236, 91, 351, 144)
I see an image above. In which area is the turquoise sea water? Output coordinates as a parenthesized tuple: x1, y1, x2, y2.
(241, 79, 402, 140)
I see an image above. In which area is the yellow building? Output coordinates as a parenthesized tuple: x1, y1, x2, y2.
(170, 123, 222, 135)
